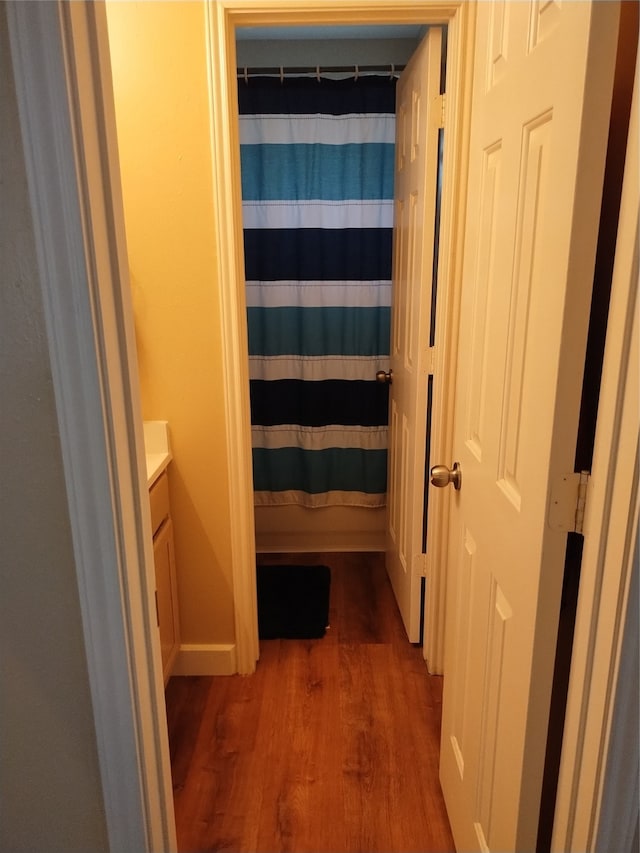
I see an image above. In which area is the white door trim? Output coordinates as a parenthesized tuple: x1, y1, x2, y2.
(6, 2, 176, 850)
(206, 0, 474, 677)
(551, 52, 639, 853)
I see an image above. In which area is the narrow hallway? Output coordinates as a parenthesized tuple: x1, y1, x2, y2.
(165, 553, 454, 852)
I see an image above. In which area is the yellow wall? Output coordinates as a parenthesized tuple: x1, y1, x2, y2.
(106, 1, 235, 644)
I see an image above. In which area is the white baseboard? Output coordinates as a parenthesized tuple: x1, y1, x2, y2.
(172, 643, 237, 676)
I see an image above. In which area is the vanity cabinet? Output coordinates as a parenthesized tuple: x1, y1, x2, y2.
(149, 469, 179, 684)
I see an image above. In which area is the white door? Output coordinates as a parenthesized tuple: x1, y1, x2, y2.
(386, 27, 442, 642)
(439, 2, 619, 851)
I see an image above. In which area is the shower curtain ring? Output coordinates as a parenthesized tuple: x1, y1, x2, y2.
(316, 65, 321, 82)
(280, 66, 284, 84)
(243, 66, 248, 84)
(354, 64, 359, 81)
(390, 64, 395, 78)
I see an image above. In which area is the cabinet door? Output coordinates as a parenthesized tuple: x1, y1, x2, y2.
(153, 517, 178, 683)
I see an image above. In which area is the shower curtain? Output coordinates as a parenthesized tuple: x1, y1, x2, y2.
(239, 75, 396, 508)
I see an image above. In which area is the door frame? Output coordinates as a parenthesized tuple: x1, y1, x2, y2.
(206, 0, 476, 676)
(6, 0, 638, 850)
(6, 3, 177, 850)
(551, 53, 639, 851)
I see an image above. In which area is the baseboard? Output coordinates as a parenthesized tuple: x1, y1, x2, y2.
(172, 643, 237, 676)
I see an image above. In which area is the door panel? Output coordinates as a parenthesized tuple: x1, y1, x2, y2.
(386, 27, 442, 641)
(440, 2, 619, 850)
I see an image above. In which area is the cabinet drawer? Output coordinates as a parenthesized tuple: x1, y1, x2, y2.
(154, 516, 179, 683)
(149, 470, 170, 536)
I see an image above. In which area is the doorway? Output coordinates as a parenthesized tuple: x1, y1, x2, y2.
(236, 28, 418, 555)
(105, 0, 470, 676)
(206, 1, 471, 675)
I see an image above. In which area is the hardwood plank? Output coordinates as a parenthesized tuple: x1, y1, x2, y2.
(173, 655, 272, 852)
(339, 643, 396, 851)
(253, 640, 346, 853)
(385, 643, 455, 851)
(335, 553, 390, 644)
(164, 676, 212, 792)
(166, 552, 455, 852)
(171, 675, 231, 851)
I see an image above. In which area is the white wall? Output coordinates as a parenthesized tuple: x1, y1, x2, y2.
(236, 36, 421, 71)
(0, 6, 109, 850)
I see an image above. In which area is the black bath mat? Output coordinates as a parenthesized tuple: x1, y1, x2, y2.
(256, 564, 331, 639)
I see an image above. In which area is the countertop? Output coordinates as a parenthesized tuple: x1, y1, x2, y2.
(143, 420, 172, 488)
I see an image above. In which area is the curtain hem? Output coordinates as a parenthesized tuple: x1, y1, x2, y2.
(254, 489, 386, 509)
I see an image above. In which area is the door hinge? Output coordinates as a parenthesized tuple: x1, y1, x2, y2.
(428, 346, 436, 375)
(548, 471, 591, 535)
(415, 553, 428, 577)
(437, 93, 446, 128)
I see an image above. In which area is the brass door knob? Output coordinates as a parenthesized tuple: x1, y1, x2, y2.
(430, 462, 462, 490)
(376, 369, 393, 384)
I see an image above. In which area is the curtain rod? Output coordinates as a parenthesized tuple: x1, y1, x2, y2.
(236, 63, 405, 81)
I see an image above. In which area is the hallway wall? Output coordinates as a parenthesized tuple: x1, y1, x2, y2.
(0, 5, 109, 848)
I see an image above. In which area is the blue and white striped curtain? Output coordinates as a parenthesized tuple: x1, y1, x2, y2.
(239, 76, 396, 508)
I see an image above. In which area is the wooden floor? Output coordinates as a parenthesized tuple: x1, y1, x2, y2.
(165, 552, 455, 852)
